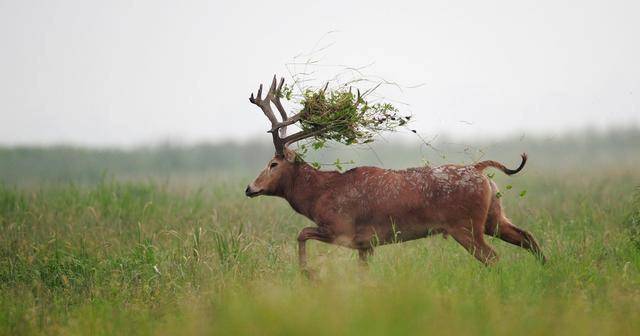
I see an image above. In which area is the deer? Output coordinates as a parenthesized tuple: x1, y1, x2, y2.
(245, 76, 546, 272)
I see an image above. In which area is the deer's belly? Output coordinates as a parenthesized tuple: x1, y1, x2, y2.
(352, 216, 444, 246)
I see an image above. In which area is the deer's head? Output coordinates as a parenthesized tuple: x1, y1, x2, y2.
(245, 149, 297, 197)
(245, 76, 318, 198)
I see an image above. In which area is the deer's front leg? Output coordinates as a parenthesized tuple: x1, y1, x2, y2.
(297, 227, 333, 271)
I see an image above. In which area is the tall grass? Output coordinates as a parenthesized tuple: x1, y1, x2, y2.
(1, 167, 639, 335)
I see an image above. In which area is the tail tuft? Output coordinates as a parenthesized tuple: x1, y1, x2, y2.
(474, 153, 528, 176)
(503, 153, 527, 175)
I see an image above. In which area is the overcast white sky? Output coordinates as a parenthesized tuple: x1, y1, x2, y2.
(0, 0, 638, 147)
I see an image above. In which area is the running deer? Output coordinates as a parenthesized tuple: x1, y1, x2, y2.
(245, 76, 546, 270)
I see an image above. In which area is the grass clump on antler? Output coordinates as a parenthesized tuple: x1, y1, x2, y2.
(284, 84, 411, 148)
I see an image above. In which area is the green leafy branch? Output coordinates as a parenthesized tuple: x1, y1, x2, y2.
(279, 82, 411, 164)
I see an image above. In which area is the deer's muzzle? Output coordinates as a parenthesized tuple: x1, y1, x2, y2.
(245, 185, 263, 197)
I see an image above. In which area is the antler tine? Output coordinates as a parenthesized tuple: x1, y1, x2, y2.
(269, 111, 304, 134)
(268, 75, 278, 97)
(249, 83, 278, 125)
(282, 125, 336, 149)
(249, 80, 284, 155)
(270, 76, 289, 137)
(277, 77, 285, 93)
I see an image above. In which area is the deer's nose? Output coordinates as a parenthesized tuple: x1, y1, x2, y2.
(245, 185, 252, 196)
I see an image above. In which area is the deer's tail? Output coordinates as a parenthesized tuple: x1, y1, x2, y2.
(473, 153, 528, 176)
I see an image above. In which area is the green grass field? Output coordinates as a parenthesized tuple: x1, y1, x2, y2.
(1, 132, 639, 335)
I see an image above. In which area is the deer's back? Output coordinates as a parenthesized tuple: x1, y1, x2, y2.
(316, 164, 492, 225)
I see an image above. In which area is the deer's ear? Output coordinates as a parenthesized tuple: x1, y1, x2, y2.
(284, 148, 297, 163)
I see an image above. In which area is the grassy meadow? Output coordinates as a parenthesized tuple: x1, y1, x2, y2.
(1, 130, 640, 335)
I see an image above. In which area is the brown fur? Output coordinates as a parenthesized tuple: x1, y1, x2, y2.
(246, 151, 545, 269)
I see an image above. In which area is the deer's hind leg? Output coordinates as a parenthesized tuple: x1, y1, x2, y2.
(483, 191, 546, 263)
(450, 219, 499, 266)
(491, 218, 546, 263)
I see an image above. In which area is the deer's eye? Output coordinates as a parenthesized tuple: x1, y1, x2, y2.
(270, 162, 278, 168)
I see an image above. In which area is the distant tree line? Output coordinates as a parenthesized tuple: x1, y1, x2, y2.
(0, 128, 638, 185)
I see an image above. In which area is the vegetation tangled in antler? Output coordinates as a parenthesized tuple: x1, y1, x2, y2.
(249, 76, 411, 163)
(289, 85, 410, 147)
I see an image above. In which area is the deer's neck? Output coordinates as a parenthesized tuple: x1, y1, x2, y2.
(280, 163, 336, 219)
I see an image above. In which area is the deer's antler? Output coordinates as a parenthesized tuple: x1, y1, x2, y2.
(249, 75, 339, 156)
(249, 76, 286, 155)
